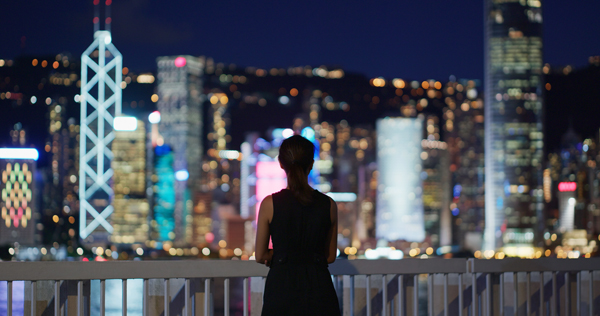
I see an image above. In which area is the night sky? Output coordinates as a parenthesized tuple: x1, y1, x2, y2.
(1, 0, 599, 80)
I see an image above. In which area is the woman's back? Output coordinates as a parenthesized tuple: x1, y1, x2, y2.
(261, 189, 340, 316)
(270, 189, 330, 261)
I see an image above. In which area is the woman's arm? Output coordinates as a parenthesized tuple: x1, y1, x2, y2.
(255, 195, 274, 266)
(326, 197, 338, 264)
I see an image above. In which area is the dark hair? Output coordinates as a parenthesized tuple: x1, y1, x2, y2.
(278, 135, 315, 205)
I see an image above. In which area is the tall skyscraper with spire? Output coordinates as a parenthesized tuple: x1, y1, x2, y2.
(79, 0, 123, 244)
(484, 0, 544, 252)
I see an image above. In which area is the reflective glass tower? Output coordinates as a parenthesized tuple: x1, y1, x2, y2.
(484, 0, 544, 251)
(156, 56, 204, 245)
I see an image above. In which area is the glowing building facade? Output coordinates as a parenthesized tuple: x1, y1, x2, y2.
(156, 55, 204, 245)
(0, 149, 38, 245)
(79, 30, 123, 244)
(46, 101, 80, 244)
(191, 191, 213, 246)
(443, 81, 486, 250)
(309, 120, 377, 249)
(198, 91, 240, 247)
(421, 137, 451, 248)
(152, 145, 176, 242)
(557, 182, 576, 232)
(484, 0, 544, 250)
(111, 119, 149, 244)
(376, 117, 425, 242)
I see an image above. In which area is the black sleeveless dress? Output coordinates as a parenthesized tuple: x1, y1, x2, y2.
(261, 189, 341, 316)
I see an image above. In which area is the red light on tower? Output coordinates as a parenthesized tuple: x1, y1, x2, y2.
(174, 57, 187, 68)
(558, 182, 577, 192)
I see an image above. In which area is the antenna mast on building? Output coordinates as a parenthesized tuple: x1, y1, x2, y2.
(79, 0, 122, 243)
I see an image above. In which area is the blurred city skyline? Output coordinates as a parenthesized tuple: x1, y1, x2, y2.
(1, 0, 599, 80)
(2, 3, 600, 315)
(0, 0, 599, 262)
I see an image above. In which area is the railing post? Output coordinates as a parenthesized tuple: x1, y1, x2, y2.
(243, 277, 249, 316)
(552, 272, 557, 316)
(540, 271, 545, 316)
(164, 279, 170, 316)
(485, 274, 491, 316)
(77, 280, 83, 316)
(382, 274, 387, 316)
(204, 278, 211, 316)
(526, 272, 531, 316)
(54, 280, 60, 316)
(512, 272, 517, 316)
(366, 275, 371, 316)
(122, 279, 127, 316)
(413, 275, 418, 316)
(427, 274, 433, 316)
(7, 281, 12, 316)
(350, 275, 355, 316)
(458, 274, 463, 316)
(100, 279, 105, 316)
(224, 278, 230, 316)
(398, 275, 404, 316)
(443, 274, 448, 316)
(472, 273, 476, 316)
(185, 278, 191, 316)
(589, 270, 593, 316)
(31, 280, 37, 316)
(143, 279, 148, 316)
(565, 272, 570, 316)
(577, 272, 581, 315)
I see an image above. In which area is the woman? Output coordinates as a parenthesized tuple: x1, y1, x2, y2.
(255, 135, 340, 315)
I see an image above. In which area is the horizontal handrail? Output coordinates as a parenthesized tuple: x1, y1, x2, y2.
(0, 258, 467, 281)
(1, 258, 598, 282)
(467, 257, 600, 273)
(0, 260, 269, 281)
(331, 258, 466, 275)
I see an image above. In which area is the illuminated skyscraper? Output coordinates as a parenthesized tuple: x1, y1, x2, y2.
(46, 101, 80, 244)
(111, 119, 149, 244)
(443, 81, 485, 250)
(484, 0, 544, 250)
(152, 145, 176, 243)
(421, 138, 451, 248)
(376, 117, 425, 242)
(0, 148, 39, 245)
(79, 0, 123, 244)
(156, 56, 204, 245)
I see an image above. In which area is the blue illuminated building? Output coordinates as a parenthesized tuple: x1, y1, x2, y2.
(153, 145, 176, 242)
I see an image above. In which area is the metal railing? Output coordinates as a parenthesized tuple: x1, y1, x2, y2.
(0, 257, 599, 315)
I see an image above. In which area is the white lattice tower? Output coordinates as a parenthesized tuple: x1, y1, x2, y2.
(79, 30, 122, 242)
